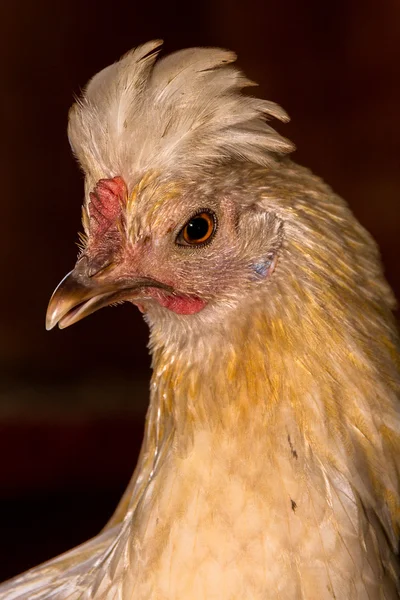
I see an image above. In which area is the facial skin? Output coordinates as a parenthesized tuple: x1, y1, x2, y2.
(46, 166, 282, 331)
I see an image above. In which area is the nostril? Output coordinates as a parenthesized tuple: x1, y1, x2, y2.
(77, 253, 114, 278)
(87, 260, 114, 278)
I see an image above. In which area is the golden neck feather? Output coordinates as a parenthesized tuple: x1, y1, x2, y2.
(144, 275, 400, 541)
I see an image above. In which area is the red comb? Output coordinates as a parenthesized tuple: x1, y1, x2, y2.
(89, 176, 127, 237)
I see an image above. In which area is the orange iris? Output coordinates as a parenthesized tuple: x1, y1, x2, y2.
(182, 212, 215, 245)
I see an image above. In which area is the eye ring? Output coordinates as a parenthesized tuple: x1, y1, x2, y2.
(176, 210, 217, 247)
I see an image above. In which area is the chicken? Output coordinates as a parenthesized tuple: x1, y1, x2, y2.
(1, 39, 399, 599)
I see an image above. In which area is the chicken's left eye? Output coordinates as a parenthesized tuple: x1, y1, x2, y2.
(176, 211, 217, 246)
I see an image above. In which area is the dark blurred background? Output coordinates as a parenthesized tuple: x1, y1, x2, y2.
(0, 0, 399, 583)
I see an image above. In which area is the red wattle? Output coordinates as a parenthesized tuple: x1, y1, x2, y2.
(148, 289, 206, 315)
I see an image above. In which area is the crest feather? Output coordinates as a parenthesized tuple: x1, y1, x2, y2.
(68, 40, 294, 187)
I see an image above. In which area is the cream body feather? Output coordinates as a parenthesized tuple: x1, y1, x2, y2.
(1, 41, 399, 599)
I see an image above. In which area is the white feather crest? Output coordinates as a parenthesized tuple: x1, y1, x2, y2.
(68, 40, 294, 186)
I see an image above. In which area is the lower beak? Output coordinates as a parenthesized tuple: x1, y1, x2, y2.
(45, 266, 170, 331)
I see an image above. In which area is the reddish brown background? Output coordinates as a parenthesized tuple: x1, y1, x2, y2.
(0, 0, 399, 582)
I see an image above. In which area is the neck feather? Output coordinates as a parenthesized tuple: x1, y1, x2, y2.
(144, 278, 400, 544)
(108, 273, 399, 547)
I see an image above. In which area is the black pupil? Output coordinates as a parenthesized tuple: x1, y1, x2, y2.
(186, 216, 210, 241)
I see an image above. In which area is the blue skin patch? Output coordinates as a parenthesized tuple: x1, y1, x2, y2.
(253, 259, 272, 278)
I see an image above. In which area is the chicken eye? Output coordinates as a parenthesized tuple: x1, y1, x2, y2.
(177, 211, 217, 246)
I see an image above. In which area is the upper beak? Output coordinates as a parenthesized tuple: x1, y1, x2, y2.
(46, 268, 111, 330)
(45, 261, 171, 330)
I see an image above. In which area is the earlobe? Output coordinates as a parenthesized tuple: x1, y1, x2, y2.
(238, 206, 283, 277)
(252, 254, 277, 279)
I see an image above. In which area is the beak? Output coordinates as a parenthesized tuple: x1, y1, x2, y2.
(46, 261, 171, 331)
